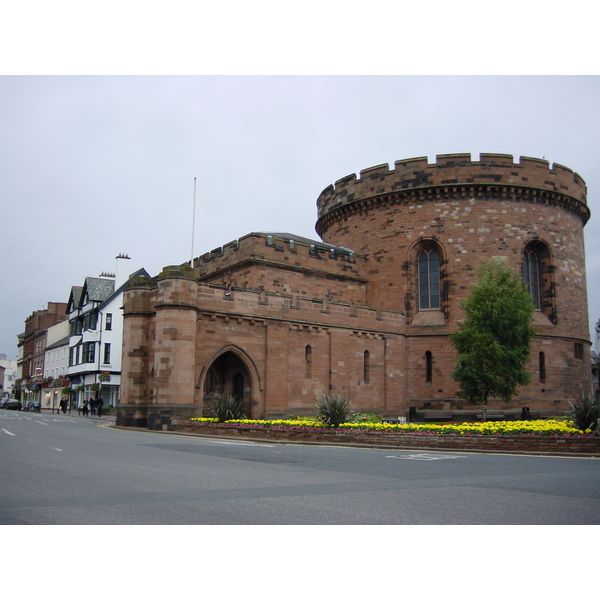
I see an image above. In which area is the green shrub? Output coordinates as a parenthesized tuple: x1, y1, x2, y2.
(567, 391, 600, 433)
(316, 394, 351, 428)
(209, 394, 245, 423)
(350, 412, 382, 423)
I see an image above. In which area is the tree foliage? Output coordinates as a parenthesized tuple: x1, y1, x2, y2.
(449, 260, 537, 412)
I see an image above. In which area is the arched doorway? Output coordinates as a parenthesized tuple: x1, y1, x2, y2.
(202, 350, 253, 418)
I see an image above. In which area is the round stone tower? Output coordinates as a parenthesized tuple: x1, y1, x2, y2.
(316, 153, 592, 411)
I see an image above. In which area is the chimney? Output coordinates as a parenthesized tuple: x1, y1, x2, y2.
(115, 253, 131, 289)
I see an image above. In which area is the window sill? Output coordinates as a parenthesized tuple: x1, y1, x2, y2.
(532, 311, 554, 327)
(411, 311, 446, 326)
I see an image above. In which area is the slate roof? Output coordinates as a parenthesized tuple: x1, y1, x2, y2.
(82, 277, 115, 303)
(67, 286, 83, 312)
(97, 268, 151, 310)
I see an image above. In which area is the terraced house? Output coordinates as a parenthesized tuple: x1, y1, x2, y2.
(67, 254, 149, 408)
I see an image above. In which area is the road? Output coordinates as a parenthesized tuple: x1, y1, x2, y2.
(1, 409, 599, 525)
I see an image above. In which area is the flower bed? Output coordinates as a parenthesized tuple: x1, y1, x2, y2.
(175, 418, 600, 455)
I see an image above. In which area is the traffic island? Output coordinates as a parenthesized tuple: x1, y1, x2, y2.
(173, 421, 600, 456)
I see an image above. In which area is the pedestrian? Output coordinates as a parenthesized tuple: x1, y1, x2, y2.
(83, 399, 89, 416)
(90, 398, 96, 415)
(97, 397, 104, 418)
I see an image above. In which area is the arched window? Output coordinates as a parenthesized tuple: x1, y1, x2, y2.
(363, 350, 370, 384)
(419, 250, 440, 309)
(523, 249, 541, 309)
(522, 239, 555, 322)
(425, 351, 433, 383)
(539, 352, 546, 384)
(305, 345, 312, 379)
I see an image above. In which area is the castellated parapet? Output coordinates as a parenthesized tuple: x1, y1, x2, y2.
(191, 232, 362, 279)
(316, 153, 589, 236)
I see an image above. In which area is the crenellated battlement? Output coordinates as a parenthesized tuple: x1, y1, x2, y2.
(189, 231, 364, 280)
(316, 153, 589, 233)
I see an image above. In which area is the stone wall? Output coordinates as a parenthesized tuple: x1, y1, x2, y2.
(315, 154, 592, 408)
(173, 422, 600, 455)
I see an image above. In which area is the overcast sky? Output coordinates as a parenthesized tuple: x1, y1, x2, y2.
(1, 75, 599, 356)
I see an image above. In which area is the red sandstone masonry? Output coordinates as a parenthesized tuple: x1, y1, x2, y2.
(316, 153, 588, 223)
(193, 234, 370, 311)
(193, 232, 365, 281)
(118, 153, 592, 430)
(191, 282, 406, 334)
(312, 154, 591, 407)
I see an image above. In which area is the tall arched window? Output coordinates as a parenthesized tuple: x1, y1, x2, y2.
(305, 345, 312, 379)
(419, 250, 440, 309)
(523, 249, 541, 309)
(363, 350, 370, 384)
(425, 351, 433, 383)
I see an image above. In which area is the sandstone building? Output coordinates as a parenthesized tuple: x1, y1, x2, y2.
(117, 153, 592, 429)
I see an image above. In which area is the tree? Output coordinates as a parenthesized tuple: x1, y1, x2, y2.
(449, 259, 537, 420)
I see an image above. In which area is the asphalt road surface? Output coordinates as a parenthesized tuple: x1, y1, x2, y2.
(1, 410, 599, 525)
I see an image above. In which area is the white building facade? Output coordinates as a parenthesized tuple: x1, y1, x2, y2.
(66, 255, 148, 408)
(0, 354, 18, 398)
(42, 320, 70, 411)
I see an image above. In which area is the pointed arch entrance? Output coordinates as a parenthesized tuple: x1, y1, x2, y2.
(200, 346, 259, 419)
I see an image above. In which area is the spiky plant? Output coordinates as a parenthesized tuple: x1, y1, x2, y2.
(209, 393, 245, 423)
(316, 394, 351, 428)
(567, 391, 600, 434)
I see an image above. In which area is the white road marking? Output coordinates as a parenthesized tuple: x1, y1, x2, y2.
(385, 453, 460, 461)
(49, 447, 63, 452)
(35, 420, 47, 425)
(2, 428, 15, 436)
(208, 439, 275, 448)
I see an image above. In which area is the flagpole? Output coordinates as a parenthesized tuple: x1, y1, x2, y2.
(191, 177, 196, 267)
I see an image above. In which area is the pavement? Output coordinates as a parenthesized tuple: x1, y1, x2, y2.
(37, 409, 117, 423)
